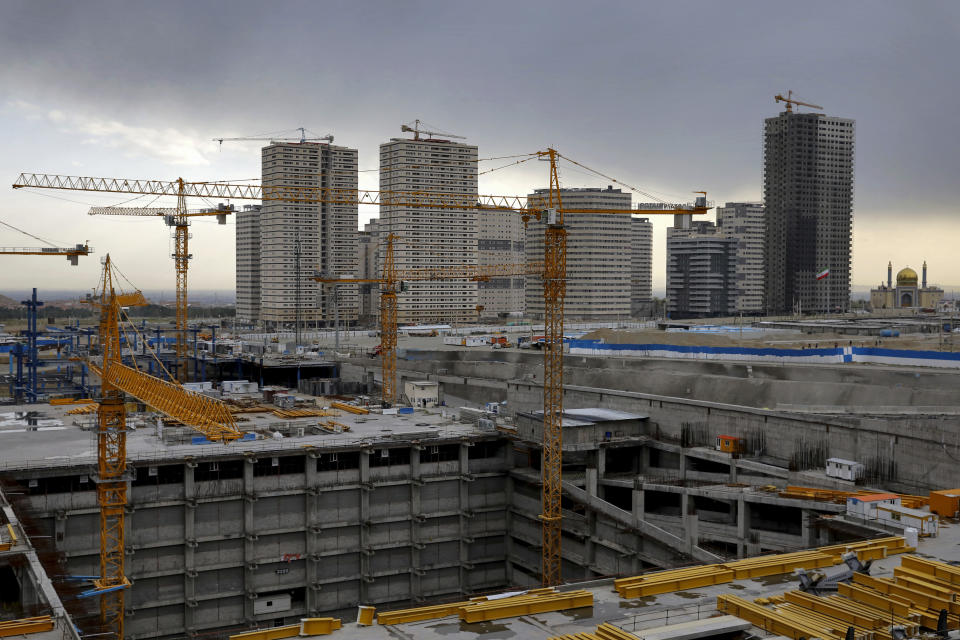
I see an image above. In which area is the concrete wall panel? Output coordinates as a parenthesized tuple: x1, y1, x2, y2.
(195, 500, 243, 539)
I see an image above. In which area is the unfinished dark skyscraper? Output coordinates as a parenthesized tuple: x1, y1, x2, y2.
(763, 111, 855, 313)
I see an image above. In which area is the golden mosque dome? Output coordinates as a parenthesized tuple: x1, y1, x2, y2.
(896, 267, 918, 287)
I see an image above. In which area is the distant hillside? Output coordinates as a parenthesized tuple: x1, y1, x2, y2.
(0, 294, 18, 308)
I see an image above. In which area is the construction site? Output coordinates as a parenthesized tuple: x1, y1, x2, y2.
(2, 142, 960, 640)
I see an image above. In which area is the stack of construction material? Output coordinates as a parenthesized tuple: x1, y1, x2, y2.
(458, 588, 593, 623)
(718, 555, 960, 639)
(548, 622, 641, 640)
(817, 535, 914, 562)
(779, 485, 929, 509)
(614, 565, 733, 598)
(723, 550, 835, 579)
(376, 588, 593, 625)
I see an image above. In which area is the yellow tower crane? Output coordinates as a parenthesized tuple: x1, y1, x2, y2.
(316, 233, 541, 405)
(774, 90, 823, 113)
(0, 218, 91, 264)
(88, 255, 243, 639)
(13, 164, 709, 587)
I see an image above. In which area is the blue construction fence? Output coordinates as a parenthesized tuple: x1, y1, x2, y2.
(568, 340, 960, 369)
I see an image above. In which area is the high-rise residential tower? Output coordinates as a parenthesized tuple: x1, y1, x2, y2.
(252, 141, 359, 329)
(235, 204, 262, 324)
(524, 186, 632, 321)
(357, 219, 381, 325)
(379, 135, 478, 324)
(763, 111, 854, 314)
(478, 210, 526, 320)
(630, 217, 653, 317)
(716, 202, 765, 314)
(666, 218, 737, 318)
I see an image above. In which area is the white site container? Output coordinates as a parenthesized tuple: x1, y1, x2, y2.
(876, 504, 939, 537)
(846, 494, 900, 520)
(826, 458, 865, 481)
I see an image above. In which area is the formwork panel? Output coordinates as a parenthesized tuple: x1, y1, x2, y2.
(366, 573, 411, 602)
(317, 525, 360, 554)
(418, 541, 458, 568)
(127, 604, 184, 638)
(315, 553, 360, 581)
(419, 515, 459, 541)
(420, 566, 459, 593)
(253, 495, 306, 530)
(369, 485, 411, 519)
(420, 481, 459, 513)
(195, 567, 243, 595)
(316, 489, 360, 523)
(369, 546, 413, 574)
(251, 559, 306, 591)
(255, 531, 305, 563)
(195, 538, 244, 566)
(314, 581, 360, 611)
(468, 536, 505, 561)
(130, 545, 185, 575)
(468, 477, 507, 509)
(130, 505, 185, 545)
(468, 511, 506, 535)
(130, 574, 185, 607)
(369, 521, 411, 547)
(194, 596, 245, 627)
(62, 512, 98, 553)
(195, 500, 243, 538)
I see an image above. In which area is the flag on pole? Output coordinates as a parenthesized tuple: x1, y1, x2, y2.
(816, 269, 830, 281)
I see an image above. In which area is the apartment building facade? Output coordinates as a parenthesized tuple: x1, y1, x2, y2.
(524, 186, 632, 321)
(236, 204, 262, 324)
(379, 136, 479, 324)
(357, 219, 380, 324)
(478, 210, 526, 320)
(763, 112, 854, 314)
(246, 141, 359, 329)
(716, 202, 765, 314)
(630, 217, 653, 317)
(666, 219, 737, 318)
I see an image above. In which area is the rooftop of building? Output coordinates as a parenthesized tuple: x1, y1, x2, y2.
(0, 401, 493, 473)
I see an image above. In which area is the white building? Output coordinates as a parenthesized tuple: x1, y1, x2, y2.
(250, 141, 359, 329)
(631, 217, 653, 317)
(356, 219, 380, 325)
(717, 202, 765, 314)
(235, 204, 262, 324)
(379, 134, 478, 324)
(478, 209, 526, 320)
(524, 186, 632, 321)
(666, 218, 737, 318)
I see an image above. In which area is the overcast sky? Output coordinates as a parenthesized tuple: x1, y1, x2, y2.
(1, 0, 958, 298)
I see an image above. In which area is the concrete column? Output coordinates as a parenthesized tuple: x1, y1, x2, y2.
(596, 446, 607, 480)
(183, 461, 197, 632)
(585, 468, 598, 498)
(639, 446, 651, 474)
(729, 459, 739, 483)
(736, 496, 749, 558)
(632, 480, 645, 528)
(242, 455, 257, 622)
(410, 446, 423, 602)
(679, 452, 688, 481)
(305, 451, 319, 613)
(359, 449, 371, 603)
(801, 509, 816, 548)
(458, 442, 471, 596)
(681, 491, 692, 553)
(504, 475, 515, 585)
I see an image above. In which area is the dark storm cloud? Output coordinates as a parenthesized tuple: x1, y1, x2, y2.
(1, 0, 958, 289)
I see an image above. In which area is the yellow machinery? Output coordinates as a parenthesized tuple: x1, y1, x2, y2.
(13, 161, 707, 587)
(774, 90, 823, 113)
(316, 234, 540, 405)
(88, 255, 243, 639)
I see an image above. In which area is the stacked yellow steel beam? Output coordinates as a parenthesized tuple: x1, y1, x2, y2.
(614, 564, 733, 598)
(548, 622, 641, 640)
(0, 616, 55, 638)
(329, 401, 369, 415)
(376, 587, 592, 625)
(723, 550, 835, 579)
